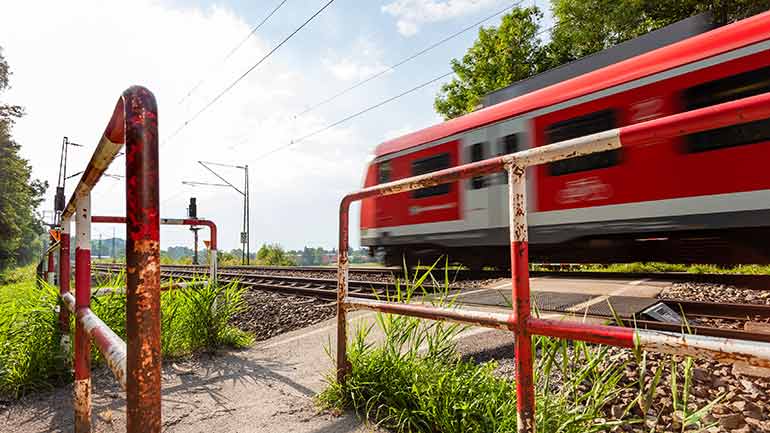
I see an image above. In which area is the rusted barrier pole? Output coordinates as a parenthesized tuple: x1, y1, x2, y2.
(93, 216, 217, 285)
(507, 162, 535, 433)
(124, 87, 161, 433)
(336, 200, 351, 383)
(60, 218, 71, 353)
(74, 194, 92, 432)
(47, 236, 56, 286)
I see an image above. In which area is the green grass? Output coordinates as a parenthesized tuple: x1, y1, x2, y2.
(0, 267, 253, 398)
(531, 261, 770, 274)
(319, 263, 719, 433)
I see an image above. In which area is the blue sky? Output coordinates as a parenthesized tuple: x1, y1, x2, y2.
(1, 0, 554, 252)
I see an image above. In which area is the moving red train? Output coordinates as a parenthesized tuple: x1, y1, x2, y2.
(359, 12, 770, 268)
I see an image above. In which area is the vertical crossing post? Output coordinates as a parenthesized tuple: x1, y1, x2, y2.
(74, 194, 92, 432)
(59, 218, 71, 353)
(124, 87, 161, 433)
(336, 200, 351, 383)
(507, 162, 535, 433)
(47, 237, 56, 285)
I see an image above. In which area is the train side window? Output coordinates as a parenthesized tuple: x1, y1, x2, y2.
(683, 65, 770, 153)
(501, 134, 519, 155)
(498, 134, 519, 183)
(470, 142, 487, 189)
(546, 109, 620, 176)
(411, 153, 451, 198)
(378, 161, 391, 184)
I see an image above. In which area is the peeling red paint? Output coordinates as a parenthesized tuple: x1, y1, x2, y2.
(122, 86, 161, 433)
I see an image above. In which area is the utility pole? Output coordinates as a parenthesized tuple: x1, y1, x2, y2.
(54, 137, 83, 226)
(112, 227, 116, 263)
(182, 161, 250, 265)
(98, 233, 102, 259)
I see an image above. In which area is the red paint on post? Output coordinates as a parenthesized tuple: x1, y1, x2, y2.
(74, 245, 91, 432)
(59, 231, 70, 336)
(511, 240, 535, 433)
(122, 86, 161, 433)
(528, 318, 635, 347)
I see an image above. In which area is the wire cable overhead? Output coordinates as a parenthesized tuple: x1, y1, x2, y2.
(296, 1, 521, 117)
(178, 0, 291, 105)
(166, 0, 336, 143)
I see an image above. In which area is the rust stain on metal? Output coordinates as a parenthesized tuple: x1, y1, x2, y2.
(74, 378, 91, 433)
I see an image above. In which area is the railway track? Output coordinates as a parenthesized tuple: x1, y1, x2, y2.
(93, 262, 770, 289)
(91, 263, 770, 343)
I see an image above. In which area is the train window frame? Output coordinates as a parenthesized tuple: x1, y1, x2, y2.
(498, 134, 520, 183)
(683, 65, 770, 153)
(411, 152, 451, 199)
(546, 109, 621, 176)
(500, 133, 519, 155)
(378, 160, 391, 184)
(470, 142, 487, 189)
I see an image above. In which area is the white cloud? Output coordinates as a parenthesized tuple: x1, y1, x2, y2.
(321, 37, 389, 82)
(382, 0, 500, 36)
(0, 0, 371, 251)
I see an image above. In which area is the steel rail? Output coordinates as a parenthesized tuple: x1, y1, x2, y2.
(90, 264, 770, 343)
(91, 262, 770, 291)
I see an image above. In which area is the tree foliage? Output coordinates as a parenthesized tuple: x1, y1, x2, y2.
(434, 7, 544, 119)
(434, 1, 770, 119)
(255, 244, 295, 266)
(0, 48, 47, 271)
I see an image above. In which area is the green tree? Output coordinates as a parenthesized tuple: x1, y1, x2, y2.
(433, 2, 770, 119)
(255, 244, 295, 266)
(434, 6, 544, 119)
(544, 0, 770, 68)
(0, 48, 47, 271)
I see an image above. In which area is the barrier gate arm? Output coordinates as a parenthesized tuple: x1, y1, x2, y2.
(58, 86, 159, 433)
(91, 216, 218, 281)
(336, 91, 770, 433)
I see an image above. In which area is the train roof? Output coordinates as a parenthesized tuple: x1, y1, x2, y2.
(374, 10, 770, 159)
(481, 14, 713, 107)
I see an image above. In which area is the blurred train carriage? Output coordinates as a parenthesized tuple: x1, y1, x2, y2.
(359, 12, 770, 268)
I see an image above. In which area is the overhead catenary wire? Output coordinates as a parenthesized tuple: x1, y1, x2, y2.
(248, 20, 562, 162)
(251, 70, 455, 162)
(178, 0, 291, 105)
(159, 10, 562, 203)
(165, 0, 336, 145)
(296, 1, 524, 117)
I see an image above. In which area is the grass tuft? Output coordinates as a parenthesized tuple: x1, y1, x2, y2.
(319, 263, 721, 433)
(0, 268, 253, 398)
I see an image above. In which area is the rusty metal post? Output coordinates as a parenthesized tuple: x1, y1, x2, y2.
(74, 194, 92, 432)
(47, 238, 56, 286)
(123, 87, 161, 433)
(336, 199, 352, 383)
(507, 162, 535, 433)
(60, 218, 71, 354)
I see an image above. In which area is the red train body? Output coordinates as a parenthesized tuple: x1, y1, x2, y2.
(360, 12, 770, 267)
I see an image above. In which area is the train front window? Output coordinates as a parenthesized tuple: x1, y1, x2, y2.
(411, 153, 451, 198)
(378, 161, 391, 184)
(546, 109, 620, 176)
(683, 65, 770, 153)
(470, 142, 486, 189)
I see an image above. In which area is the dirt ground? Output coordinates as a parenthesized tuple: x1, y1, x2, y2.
(0, 312, 384, 433)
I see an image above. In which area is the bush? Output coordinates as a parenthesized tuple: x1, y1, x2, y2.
(0, 270, 253, 398)
(0, 278, 68, 397)
(318, 264, 719, 433)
